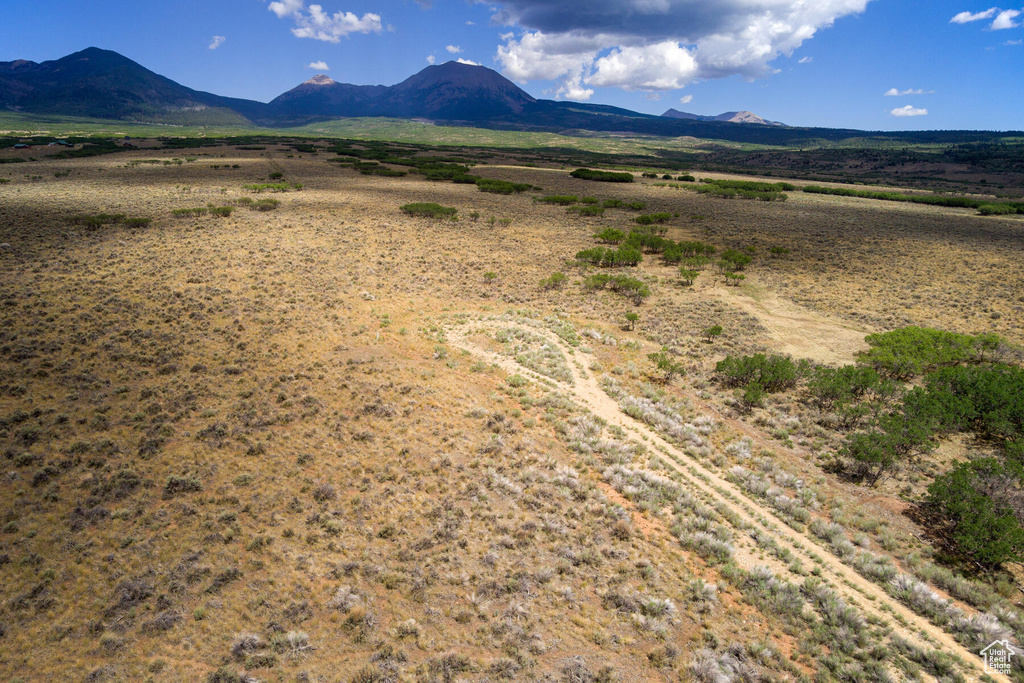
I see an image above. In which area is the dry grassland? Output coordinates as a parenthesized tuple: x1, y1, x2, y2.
(1, 142, 1023, 682)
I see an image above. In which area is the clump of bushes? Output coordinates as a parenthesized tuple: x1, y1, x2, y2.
(594, 228, 626, 244)
(400, 202, 457, 219)
(540, 272, 567, 290)
(858, 326, 1002, 379)
(536, 195, 578, 205)
(635, 212, 672, 225)
(692, 179, 791, 201)
(172, 208, 208, 218)
(476, 178, 534, 194)
(584, 273, 651, 304)
(576, 246, 643, 267)
(571, 168, 634, 183)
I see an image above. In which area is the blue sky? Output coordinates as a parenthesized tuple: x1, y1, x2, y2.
(1, 0, 1021, 131)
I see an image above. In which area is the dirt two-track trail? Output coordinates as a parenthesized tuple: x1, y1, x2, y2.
(448, 319, 1003, 683)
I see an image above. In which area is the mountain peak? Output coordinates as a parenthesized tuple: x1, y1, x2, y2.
(662, 108, 785, 127)
(304, 74, 336, 86)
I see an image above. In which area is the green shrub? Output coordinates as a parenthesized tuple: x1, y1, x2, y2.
(400, 202, 457, 219)
(723, 272, 746, 286)
(648, 348, 686, 383)
(858, 326, 982, 379)
(692, 181, 788, 201)
(254, 199, 280, 211)
(634, 212, 672, 225)
(172, 207, 208, 218)
(702, 325, 723, 342)
(570, 168, 634, 183)
(924, 363, 1024, 443)
(476, 178, 533, 194)
(602, 199, 624, 208)
(806, 365, 882, 412)
(540, 272, 567, 290)
(584, 273, 651, 303)
(720, 248, 753, 271)
(716, 354, 808, 393)
(678, 268, 699, 285)
(210, 206, 234, 218)
(978, 203, 1018, 216)
(125, 217, 152, 228)
(164, 475, 203, 498)
(575, 246, 642, 267)
(927, 458, 1024, 568)
(677, 174, 696, 182)
(593, 228, 626, 244)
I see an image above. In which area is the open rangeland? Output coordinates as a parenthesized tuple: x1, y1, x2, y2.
(1, 140, 1023, 682)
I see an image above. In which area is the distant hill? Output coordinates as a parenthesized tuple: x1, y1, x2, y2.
(0, 47, 257, 126)
(2, 47, 1019, 146)
(662, 108, 787, 126)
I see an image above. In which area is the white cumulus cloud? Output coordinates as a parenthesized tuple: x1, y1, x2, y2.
(680, 94, 693, 104)
(427, 54, 436, 64)
(490, 0, 873, 97)
(456, 58, 481, 65)
(308, 60, 329, 70)
(991, 8, 1021, 29)
(798, 56, 813, 63)
(209, 36, 226, 50)
(268, 1, 383, 42)
(950, 7, 997, 23)
(884, 87, 933, 96)
(446, 44, 462, 53)
(890, 105, 928, 117)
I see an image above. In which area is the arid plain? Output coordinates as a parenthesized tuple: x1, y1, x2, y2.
(1, 140, 1023, 682)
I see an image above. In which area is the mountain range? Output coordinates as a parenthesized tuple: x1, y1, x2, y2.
(1, 48, 1017, 146)
(0, 47, 813, 142)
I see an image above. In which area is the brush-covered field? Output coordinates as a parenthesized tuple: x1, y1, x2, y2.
(2, 138, 1024, 682)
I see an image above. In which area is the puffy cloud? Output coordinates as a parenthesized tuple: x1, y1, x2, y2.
(589, 40, 699, 90)
(446, 44, 462, 53)
(426, 54, 436, 64)
(269, 0, 303, 18)
(208, 36, 226, 50)
(490, 0, 873, 96)
(456, 58, 481, 65)
(950, 7, 997, 23)
(307, 60, 329, 70)
(884, 87, 933, 96)
(679, 94, 693, 104)
(798, 56, 813, 63)
(991, 8, 1021, 29)
(890, 105, 928, 117)
(268, 1, 383, 42)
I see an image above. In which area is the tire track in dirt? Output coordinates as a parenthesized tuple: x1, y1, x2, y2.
(448, 318, 1000, 682)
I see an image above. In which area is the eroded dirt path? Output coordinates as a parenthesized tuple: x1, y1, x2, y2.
(448, 317, 1000, 682)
